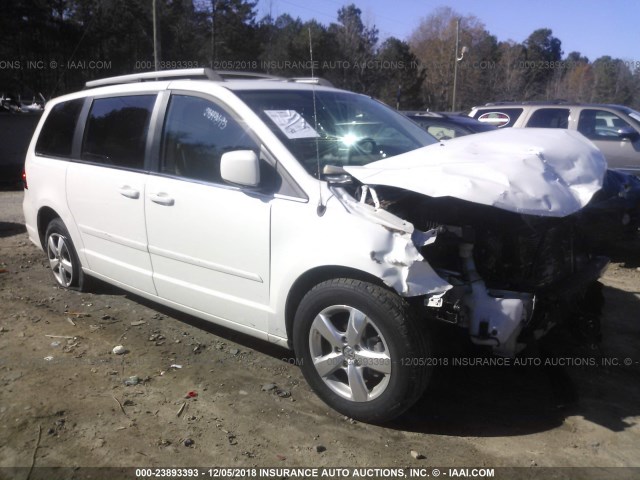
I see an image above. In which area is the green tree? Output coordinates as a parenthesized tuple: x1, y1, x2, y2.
(591, 56, 634, 105)
(522, 28, 562, 98)
(373, 37, 423, 109)
(327, 4, 378, 93)
(489, 40, 526, 101)
(202, 0, 259, 63)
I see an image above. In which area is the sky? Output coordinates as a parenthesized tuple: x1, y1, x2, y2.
(256, 0, 640, 63)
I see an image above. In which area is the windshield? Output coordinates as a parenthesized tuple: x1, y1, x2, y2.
(236, 89, 437, 176)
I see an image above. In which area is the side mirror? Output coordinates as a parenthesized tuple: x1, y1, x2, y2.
(617, 126, 639, 141)
(220, 150, 260, 188)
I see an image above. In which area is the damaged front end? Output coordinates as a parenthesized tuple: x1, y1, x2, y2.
(331, 128, 611, 357)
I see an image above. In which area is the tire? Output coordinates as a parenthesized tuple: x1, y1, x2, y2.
(44, 218, 90, 291)
(293, 278, 431, 423)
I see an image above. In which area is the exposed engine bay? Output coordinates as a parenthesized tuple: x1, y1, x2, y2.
(332, 181, 610, 357)
(325, 128, 632, 357)
(379, 185, 609, 355)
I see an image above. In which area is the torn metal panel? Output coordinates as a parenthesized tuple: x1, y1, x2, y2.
(370, 231, 452, 297)
(344, 128, 607, 218)
(331, 186, 413, 233)
(331, 186, 451, 297)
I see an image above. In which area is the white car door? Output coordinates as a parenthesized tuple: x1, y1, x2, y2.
(144, 94, 272, 332)
(66, 94, 158, 294)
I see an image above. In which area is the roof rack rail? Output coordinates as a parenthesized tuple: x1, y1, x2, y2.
(483, 99, 570, 106)
(288, 77, 334, 87)
(85, 68, 223, 89)
(214, 70, 283, 81)
(84, 68, 335, 89)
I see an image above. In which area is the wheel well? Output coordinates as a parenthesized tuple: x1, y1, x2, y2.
(37, 207, 60, 249)
(284, 266, 389, 348)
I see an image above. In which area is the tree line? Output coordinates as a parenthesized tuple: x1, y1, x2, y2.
(1, 0, 638, 111)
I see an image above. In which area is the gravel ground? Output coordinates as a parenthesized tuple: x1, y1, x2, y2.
(1, 189, 639, 480)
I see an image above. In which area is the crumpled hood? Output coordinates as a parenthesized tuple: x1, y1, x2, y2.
(343, 128, 607, 217)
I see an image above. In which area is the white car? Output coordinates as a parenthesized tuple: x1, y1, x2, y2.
(23, 69, 609, 422)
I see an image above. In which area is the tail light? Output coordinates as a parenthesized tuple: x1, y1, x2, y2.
(22, 168, 28, 189)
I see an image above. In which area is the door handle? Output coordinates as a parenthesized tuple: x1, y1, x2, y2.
(118, 186, 140, 199)
(149, 193, 175, 206)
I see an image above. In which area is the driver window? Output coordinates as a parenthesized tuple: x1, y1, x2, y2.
(578, 109, 632, 140)
(161, 95, 258, 183)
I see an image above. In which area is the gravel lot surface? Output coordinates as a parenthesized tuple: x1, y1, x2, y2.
(1, 189, 639, 479)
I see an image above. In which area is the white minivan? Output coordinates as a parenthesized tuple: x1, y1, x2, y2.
(24, 69, 611, 422)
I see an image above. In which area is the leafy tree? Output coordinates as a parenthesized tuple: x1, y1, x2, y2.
(327, 4, 378, 93)
(489, 40, 527, 101)
(373, 37, 423, 109)
(591, 56, 634, 105)
(3, 0, 640, 110)
(522, 28, 562, 98)
(409, 6, 496, 111)
(205, 0, 259, 62)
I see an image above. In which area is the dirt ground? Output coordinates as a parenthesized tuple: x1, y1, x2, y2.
(1, 189, 640, 479)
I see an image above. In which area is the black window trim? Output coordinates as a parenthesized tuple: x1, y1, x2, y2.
(150, 89, 308, 201)
(34, 97, 86, 161)
(578, 107, 636, 142)
(75, 91, 162, 173)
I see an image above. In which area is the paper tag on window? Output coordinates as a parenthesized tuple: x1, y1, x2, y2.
(264, 110, 319, 139)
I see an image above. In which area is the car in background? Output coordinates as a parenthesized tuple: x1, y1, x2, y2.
(403, 111, 496, 140)
(468, 102, 640, 174)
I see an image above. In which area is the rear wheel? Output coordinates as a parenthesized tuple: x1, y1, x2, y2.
(45, 218, 89, 291)
(293, 278, 430, 423)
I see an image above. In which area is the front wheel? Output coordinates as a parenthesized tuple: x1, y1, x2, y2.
(45, 218, 89, 291)
(293, 278, 431, 423)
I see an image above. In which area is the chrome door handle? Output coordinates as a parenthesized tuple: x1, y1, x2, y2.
(149, 193, 175, 206)
(118, 186, 140, 199)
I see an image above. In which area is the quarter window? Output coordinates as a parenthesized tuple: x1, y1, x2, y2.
(81, 95, 156, 169)
(35, 99, 84, 157)
(161, 95, 258, 184)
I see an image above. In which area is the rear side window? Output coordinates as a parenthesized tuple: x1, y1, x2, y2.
(526, 108, 570, 129)
(81, 95, 156, 169)
(35, 99, 84, 157)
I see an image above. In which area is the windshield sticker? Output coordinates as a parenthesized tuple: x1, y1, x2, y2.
(264, 110, 319, 139)
(203, 107, 228, 130)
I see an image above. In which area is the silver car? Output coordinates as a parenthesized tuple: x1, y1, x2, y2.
(469, 102, 640, 174)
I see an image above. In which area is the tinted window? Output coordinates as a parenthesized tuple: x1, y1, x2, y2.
(35, 99, 84, 157)
(81, 95, 156, 169)
(161, 95, 258, 184)
(526, 108, 570, 128)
